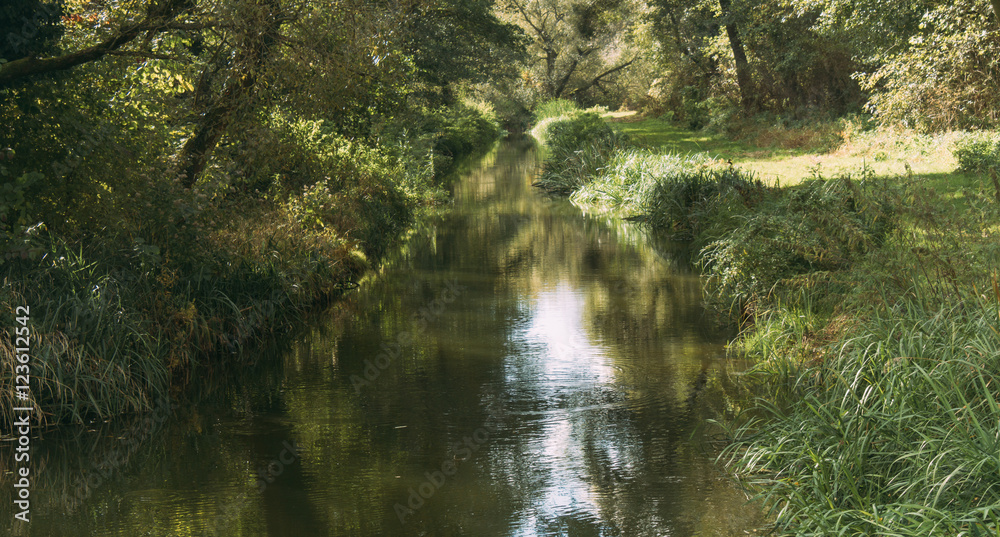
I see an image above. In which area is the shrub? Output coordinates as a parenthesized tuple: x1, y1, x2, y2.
(544, 112, 615, 151)
(427, 102, 504, 163)
(701, 173, 901, 312)
(534, 122, 629, 194)
(571, 151, 763, 242)
(954, 134, 1000, 173)
(862, 1, 1000, 130)
(533, 113, 627, 194)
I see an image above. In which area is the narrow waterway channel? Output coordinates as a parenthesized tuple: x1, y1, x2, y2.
(3, 137, 765, 536)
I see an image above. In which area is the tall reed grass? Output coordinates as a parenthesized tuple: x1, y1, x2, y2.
(724, 292, 1000, 536)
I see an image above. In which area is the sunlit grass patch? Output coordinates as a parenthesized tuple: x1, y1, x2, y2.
(570, 149, 761, 242)
(609, 115, 979, 188)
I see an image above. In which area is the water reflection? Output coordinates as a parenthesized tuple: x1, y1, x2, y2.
(0, 137, 765, 536)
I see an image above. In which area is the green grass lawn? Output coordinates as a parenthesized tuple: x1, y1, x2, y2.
(605, 112, 969, 189)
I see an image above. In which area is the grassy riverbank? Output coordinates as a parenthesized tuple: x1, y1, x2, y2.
(0, 103, 504, 427)
(533, 102, 1000, 536)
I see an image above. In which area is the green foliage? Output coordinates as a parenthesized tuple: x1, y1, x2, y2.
(468, 79, 537, 133)
(571, 150, 763, 242)
(1, 237, 170, 425)
(533, 111, 627, 193)
(720, 164, 1000, 536)
(0, 0, 63, 62)
(701, 173, 901, 311)
(954, 133, 1000, 173)
(645, 0, 1000, 132)
(648, 0, 862, 123)
(544, 112, 617, 151)
(641, 162, 762, 235)
(0, 0, 516, 424)
(724, 295, 1000, 537)
(503, 0, 643, 105)
(534, 99, 581, 121)
(855, 0, 1000, 129)
(427, 101, 505, 162)
(401, 0, 527, 92)
(738, 0, 862, 112)
(0, 171, 41, 227)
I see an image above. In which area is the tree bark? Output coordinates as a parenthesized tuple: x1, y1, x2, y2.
(992, 0, 1000, 26)
(544, 47, 559, 96)
(718, 0, 754, 109)
(177, 0, 285, 187)
(553, 58, 579, 98)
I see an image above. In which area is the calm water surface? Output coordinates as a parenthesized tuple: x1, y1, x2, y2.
(2, 138, 765, 536)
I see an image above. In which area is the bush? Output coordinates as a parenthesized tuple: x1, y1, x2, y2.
(701, 173, 901, 312)
(862, 1, 1000, 130)
(543, 112, 615, 151)
(954, 134, 1000, 173)
(571, 150, 763, 242)
(533, 112, 627, 194)
(427, 102, 504, 162)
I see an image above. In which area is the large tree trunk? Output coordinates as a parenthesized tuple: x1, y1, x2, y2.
(718, 0, 754, 109)
(544, 47, 559, 96)
(177, 0, 284, 187)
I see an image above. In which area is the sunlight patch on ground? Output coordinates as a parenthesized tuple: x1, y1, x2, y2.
(609, 116, 966, 187)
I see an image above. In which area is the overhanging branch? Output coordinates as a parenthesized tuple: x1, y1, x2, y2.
(0, 0, 200, 86)
(568, 56, 637, 97)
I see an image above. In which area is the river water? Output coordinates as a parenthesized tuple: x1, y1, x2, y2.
(2, 138, 764, 536)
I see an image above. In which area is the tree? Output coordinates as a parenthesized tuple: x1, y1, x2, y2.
(0, 0, 200, 86)
(502, 0, 641, 103)
(717, 0, 753, 109)
(401, 0, 527, 104)
(175, 0, 287, 187)
(1, 0, 63, 62)
(859, 0, 1000, 129)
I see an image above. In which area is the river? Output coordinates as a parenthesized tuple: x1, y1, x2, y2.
(2, 137, 764, 536)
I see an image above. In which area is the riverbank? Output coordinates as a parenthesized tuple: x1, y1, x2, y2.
(0, 104, 504, 427)
(532, 103, 1000, 536)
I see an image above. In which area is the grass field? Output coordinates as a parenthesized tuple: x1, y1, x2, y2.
(605, 112, 976, 191)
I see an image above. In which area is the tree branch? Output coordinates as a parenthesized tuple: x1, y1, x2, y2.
(0, 0, 197, 86)
(107, 50, 188, 61)
(568, 56, 636, 97)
